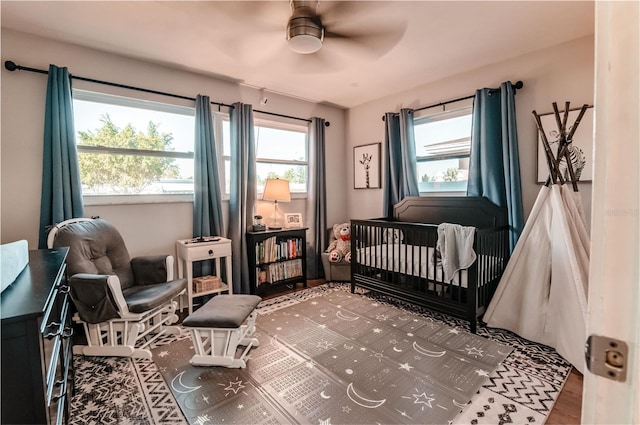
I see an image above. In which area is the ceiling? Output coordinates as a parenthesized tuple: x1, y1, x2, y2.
(1, 1, 594, 109)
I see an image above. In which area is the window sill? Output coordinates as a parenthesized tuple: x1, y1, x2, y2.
(83, 193, 194, 206)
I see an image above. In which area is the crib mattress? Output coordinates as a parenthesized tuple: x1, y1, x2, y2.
(356, 243, 502, 288)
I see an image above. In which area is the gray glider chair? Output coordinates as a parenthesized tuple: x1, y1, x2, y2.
(48, 218, 187, 359)
(321, 228, 351, 282)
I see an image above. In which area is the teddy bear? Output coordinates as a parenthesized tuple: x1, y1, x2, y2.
(327, 222, 351, 263)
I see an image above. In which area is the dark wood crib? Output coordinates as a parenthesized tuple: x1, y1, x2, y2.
(350, 196, 510, 333)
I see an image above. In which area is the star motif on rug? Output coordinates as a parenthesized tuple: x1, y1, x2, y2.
(306, 361, 316, 369)
(202, 394, 210, 404)
(373, 328, 382, 333)
(311, 301, 318, 305)
(399, 362, 414, 371)
(158, 350, 169, 357)
(237, 404, 244, 409)
(411, 391, 435, 409)
(341, 406, 352, 413)
(463, 346, 484, 357)
(389, 339, 398, 344)
(475, 368, 490, 377)
(448, 328, 461, 335)
(318, 324, 328, 329)
(360, 347, 367, 351)
(224, 380, 245, 395)
(376, 314, 389, 321)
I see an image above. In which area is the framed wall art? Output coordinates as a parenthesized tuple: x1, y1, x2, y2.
(536, 106, 594, 183)
(354, 143, 381, 189)
(284, 213, 303, 228)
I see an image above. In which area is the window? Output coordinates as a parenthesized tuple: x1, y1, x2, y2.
(221, 119, 308, 196)
(73, 91, 195, 202)
(414, 108, 472, 193)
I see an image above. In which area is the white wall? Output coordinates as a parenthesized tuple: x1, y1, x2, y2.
(346, 35, 595, 225)
(1, 29, 347, 256)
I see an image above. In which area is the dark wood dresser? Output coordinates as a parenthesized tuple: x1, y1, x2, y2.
(1, 248, 72, 425)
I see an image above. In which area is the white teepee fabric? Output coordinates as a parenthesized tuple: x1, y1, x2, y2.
(484, 184, 589, 373)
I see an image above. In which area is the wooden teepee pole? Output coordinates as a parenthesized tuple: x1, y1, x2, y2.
(533, 110, 563, 185)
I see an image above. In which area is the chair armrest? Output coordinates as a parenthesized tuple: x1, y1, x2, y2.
(68, 273, 122, 324)
(131, 255, 174, 285)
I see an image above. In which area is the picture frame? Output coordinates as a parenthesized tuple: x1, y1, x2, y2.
(354, 143, 381, 189)
(284, 213, 303, 228)
(536, 106, 593, 183)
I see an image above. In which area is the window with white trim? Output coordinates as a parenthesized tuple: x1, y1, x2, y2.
(414, 107, 472, 193)
(221, 118, 308, 196)
(73, 91, 195, 203)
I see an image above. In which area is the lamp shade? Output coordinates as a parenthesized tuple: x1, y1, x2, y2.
(262, 179, 291, 202)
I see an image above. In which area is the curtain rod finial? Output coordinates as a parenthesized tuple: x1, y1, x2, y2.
(4, 61, 18, 71)
(514, 80, 524, 90)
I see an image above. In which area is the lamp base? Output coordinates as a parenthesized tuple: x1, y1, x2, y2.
(268, 202, 284, 230)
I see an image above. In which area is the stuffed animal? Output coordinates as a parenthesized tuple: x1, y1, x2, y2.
(327, 222, 351, 263)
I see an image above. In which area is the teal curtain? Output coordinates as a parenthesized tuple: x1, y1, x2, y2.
(305, 118, 327, 278)
(38, 64, 84, 248)
(193, 95, 224, 277)
(382, 109, 420, 217)
(227, 103, 256, 293)
(467, 81, 524, 251)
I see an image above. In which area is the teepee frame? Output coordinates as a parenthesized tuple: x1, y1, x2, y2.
(533, 102, 590, 191)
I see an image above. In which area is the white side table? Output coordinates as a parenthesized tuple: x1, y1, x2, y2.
(176, 237, 232, 314)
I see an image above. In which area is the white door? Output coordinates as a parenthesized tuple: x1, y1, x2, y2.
(582, 1, 640, 423)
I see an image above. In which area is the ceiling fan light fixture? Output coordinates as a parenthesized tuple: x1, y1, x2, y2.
(288, 33, 323, 54)
(286, 4, 324, 54)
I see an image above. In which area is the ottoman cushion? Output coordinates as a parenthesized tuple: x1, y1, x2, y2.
(183, 294, 261, 328)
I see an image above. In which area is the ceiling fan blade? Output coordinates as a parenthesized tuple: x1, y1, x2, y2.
(323, 22, 408, 60)
(316, 1, 408, 59)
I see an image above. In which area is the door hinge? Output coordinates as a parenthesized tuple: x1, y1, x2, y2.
(585, 335, 628, 382)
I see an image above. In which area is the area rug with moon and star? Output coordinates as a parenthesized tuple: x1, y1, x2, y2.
(68, 283, 572, 425)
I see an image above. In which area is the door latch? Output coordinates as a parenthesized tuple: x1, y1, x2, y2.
(585, 335, 628, 382)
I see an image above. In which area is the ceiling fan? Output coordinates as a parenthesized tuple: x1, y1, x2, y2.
(214, 1, 407, 72)
(286, 1, 325, 54)
(285, 0, 406, 56)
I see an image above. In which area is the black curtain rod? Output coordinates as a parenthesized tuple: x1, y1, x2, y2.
(382, 80, 524, 121)
(5, 60, 329, 126)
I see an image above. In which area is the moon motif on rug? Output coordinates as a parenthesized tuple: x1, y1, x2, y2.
(346, 383, 386, 408)
(336, 311, 359, 321)
(171, 371, 202, 394)
(413, 341, 446, 357)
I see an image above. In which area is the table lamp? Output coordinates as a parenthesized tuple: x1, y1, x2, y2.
(262, 178, 291, 230)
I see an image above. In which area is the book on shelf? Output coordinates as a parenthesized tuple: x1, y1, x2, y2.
(256, 258, 303, 286)
(255, 236, 304, 265)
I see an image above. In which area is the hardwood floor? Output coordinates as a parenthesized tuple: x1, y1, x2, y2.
(266, 279, 584, 424)
(547, 368, 584, 424)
